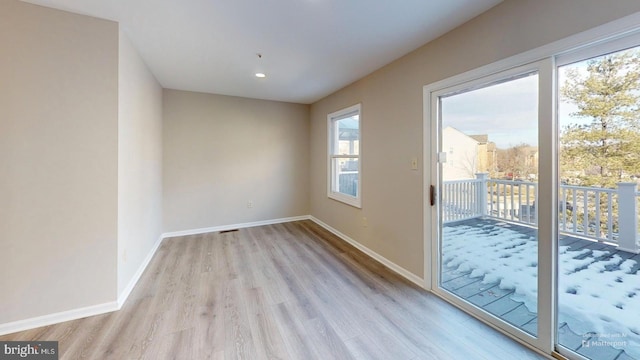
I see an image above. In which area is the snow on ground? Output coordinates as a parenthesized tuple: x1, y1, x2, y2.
(443, 222, 640, 359)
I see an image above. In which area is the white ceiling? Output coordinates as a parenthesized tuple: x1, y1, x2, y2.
(23, 0, 502, 104)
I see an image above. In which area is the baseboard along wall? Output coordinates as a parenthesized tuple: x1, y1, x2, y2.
(0, 214, 424, 336)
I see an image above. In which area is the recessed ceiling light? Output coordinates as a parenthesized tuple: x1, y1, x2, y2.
(255, 72, 266, 78)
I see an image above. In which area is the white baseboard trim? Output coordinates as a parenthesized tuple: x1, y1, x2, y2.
(0, 216, 312, 336)
(309, 216, 426, 288)
(0, 301, 118, 337)
(117, 234, 164, 308)
(0, 233, 165, 336)
(0, 214, 423, 336)
(161, 215, 311, 239)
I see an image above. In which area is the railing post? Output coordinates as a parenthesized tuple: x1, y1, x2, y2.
(476, 173, 489, 218)
(617, 182, 639, 254)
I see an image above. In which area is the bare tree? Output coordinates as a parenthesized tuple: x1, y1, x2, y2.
(496, 144, 537, 180)
(460, 150, 478, 178)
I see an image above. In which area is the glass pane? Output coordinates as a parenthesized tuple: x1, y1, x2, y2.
(332, 157, 358, 197)
(335, 115, 359, 156)
(439, 73, 539, 336)
(557, 46, 640, 359)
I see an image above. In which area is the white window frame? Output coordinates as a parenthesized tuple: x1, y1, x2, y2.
(327, 103, 361, 208)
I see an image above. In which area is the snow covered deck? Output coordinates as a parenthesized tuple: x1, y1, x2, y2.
(442, 218, 640, 360)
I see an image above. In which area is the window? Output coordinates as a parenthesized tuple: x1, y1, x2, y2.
(328, 104, 361, 207)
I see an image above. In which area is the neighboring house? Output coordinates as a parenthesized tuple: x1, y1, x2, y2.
(470, 134, 497, 176)
(442, 126, 480, 180)
(442, 128, 499, 181)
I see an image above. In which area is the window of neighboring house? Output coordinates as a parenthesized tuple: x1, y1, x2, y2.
(328, 104, 361, 208)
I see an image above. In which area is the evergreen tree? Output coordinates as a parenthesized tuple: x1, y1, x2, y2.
(560, 50, 640, 188)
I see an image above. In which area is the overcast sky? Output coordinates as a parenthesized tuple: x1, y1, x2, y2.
(440, 69, 582, 149)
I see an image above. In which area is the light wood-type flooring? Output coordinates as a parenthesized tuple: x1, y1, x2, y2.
(0, 220, 548, 359)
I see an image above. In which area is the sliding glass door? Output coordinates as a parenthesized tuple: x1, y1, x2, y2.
(430, 61, 554, 351)
(556, 42, 640, 360)
(428, 31, 640, 360)
(438, 72, 540, 337)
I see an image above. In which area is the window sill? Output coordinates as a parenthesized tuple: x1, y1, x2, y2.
(328, 192, 361, 208)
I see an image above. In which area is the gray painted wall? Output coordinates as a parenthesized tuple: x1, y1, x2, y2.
(117, 30, 163, 297)
(309, 0, 640, 279)
(162, 90, 310, 233)
(0, 0, 119, 323)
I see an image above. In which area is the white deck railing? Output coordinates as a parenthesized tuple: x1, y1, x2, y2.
(441, 178, 483, 222)
(442, 174, 640, 253)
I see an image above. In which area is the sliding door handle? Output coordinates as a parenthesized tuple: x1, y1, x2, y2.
(430, 185, 435, 206)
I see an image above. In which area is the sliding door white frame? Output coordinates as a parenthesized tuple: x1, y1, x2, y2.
(553, 31, 640, 360)
(423, 11, 640, 359)
(426, 59, 555, 353)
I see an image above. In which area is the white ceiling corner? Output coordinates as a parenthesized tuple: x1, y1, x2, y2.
(22, 0, 502, 104)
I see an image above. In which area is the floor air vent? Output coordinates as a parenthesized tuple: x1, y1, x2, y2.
(219, 229, 239, 234)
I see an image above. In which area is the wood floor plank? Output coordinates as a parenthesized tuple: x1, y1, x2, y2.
(223, 279, 258, 360)
(370, 291, 494, 359)
(94, 297, 154, 359)
(243, 287, 288, 360)
(1, 220, 547, 360)
(462, 316, 546, 360)
(56, 314, 110, 359)
(344, 334, 412, 360)
(126, 310, 165, 360)
(303, 315, 355, 360)
(183, 271, 227, 360)
(271, 301, 320, 360)
(144, 328, 194, 360)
